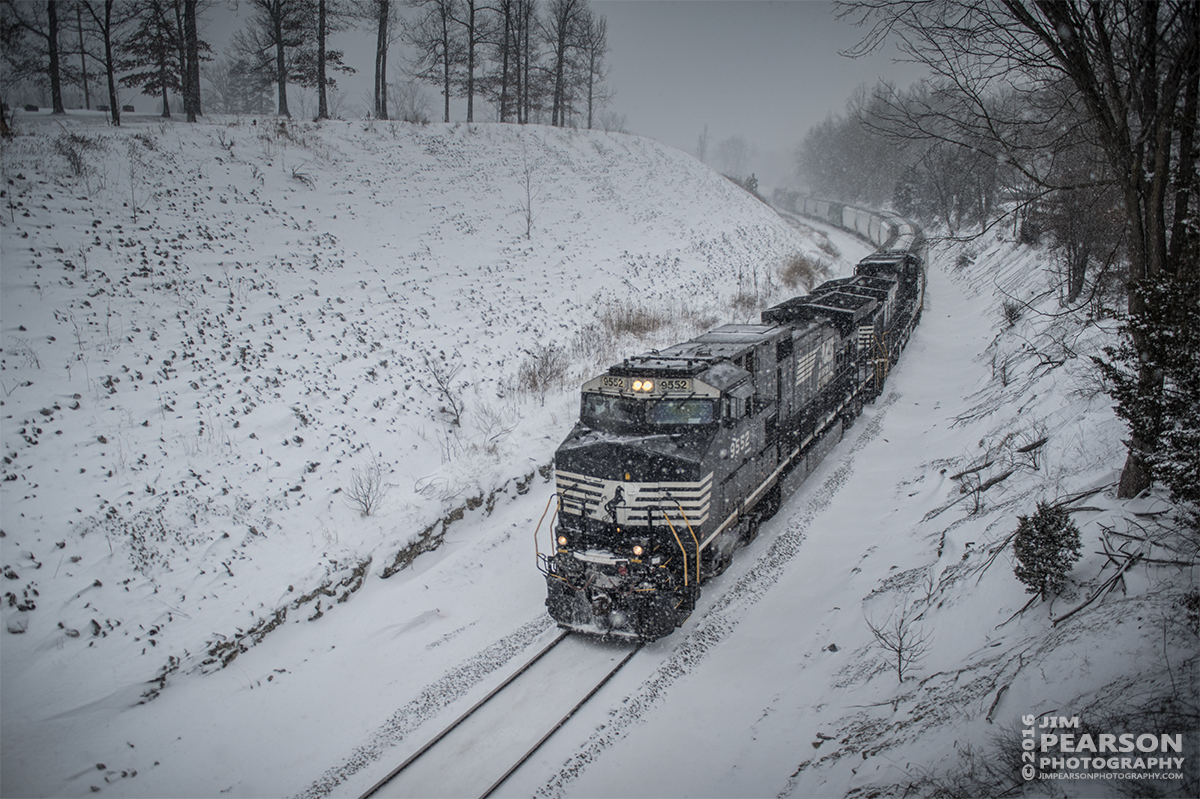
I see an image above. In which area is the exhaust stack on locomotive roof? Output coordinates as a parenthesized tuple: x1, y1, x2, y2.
(539, 200, 926, 640)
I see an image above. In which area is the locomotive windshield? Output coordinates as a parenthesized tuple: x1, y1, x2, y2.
(582, 393, 714, 433)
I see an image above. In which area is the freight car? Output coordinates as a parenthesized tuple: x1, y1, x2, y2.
(537, 200, 926, 640)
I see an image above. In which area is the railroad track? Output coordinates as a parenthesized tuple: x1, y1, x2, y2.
(359, 630, 641, 799)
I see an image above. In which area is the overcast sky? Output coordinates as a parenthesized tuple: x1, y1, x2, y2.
(595, 1, 926, 159)
(204, 0, 928, 184)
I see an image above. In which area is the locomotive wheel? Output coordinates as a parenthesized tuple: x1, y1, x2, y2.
(704, 547, 733, 579)
(761, 483, 782, 520)
(740, 516, 760, 545)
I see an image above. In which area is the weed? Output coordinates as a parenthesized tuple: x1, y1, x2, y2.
(518, 343, 568, 405)
(599, 299, 668, 339)
(778, 253, 828, 292)
(53, 129, 106, 181)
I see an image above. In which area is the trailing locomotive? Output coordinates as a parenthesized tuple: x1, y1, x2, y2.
(537, 199, 926, 640)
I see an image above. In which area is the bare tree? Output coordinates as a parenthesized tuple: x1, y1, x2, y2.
(515, 0, 537, 123)
(79, 0, 138, 126)
(448, 0, 495, 122)
(596, 110, 626, 133)
(405, 0, 464, 123)
(479, 0, 543, 124)
(389, 74, 430, 123)
(372, 0, 392, 118)
(488, 0, 520, 121)
(2, 0, 68, 114)
(73, 3, 92, 109)
(182, 1, 201, 120)
(314, 0, 332, 118)
(842, 0, 1200, 498)
(515, 144, 540, 238)
(236, 0, 307, 117)
(577, 5, 609, 129)
(542, 0, 584, 127)
(695, 123, 710, 163)
(345, 450, 388, 516)
(795, 86, 909, 207)
(352, 0, 399, 119)
(294, 0, 355, 119)
(865, 600, 931, 683)
(424, 354, 466, 428)
(1037, 140, 1125, 304)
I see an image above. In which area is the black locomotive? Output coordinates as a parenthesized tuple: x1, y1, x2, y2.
(538, 198, 926, 640)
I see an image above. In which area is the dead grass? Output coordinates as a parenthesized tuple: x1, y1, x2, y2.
(779, 252, 831, 292)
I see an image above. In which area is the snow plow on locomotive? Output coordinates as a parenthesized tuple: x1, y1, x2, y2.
(538, 201, 926, 640)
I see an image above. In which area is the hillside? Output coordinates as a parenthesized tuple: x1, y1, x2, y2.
(0, 115, 829, 797)
(2, 115, 1195, 799)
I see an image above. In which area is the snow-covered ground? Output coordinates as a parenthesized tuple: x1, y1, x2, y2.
(2, 112, 1194, 799)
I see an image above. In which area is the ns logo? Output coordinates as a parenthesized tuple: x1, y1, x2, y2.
(594, 482, 639, 524)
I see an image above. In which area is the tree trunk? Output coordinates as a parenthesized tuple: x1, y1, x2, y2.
(275, 15, 289, 117)
(465, 1, 476, 123)
(47, 1, 65, 114)
(374, 0, 388, 120)
(185, 0, 200, 120)
(104, 0, 120, 125)
(499, 3, 511, 122)
(317, 0, 328, 119)
(1168, 4, 1199, 280)
(159, 41, 171, 118)
(77, 6, 90, 109)
(586, 49, 595, 128)
(440, 9, 451, 123)
(521, 0, 531, 123)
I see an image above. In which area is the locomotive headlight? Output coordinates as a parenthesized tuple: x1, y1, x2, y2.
(631, 379, 654, 393)
(557, 535, 568, 547)
(632, 544, 644, 557)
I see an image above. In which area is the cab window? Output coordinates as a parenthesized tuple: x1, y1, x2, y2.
(647, 399, 714, 425)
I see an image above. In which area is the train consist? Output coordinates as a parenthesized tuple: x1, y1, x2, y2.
(537, 197, 926, 640)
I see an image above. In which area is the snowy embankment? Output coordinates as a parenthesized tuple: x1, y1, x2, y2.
(3, 114, 1194, 799)
(1, 115, 825, 797)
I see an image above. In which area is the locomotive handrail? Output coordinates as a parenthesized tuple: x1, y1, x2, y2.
(661, 511, 690, 587)
(674, 502, 701, 584)
(533, 492, 559, 571)
(872, 331, 891, 386)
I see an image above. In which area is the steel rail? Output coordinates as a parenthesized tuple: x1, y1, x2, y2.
(358, 629, 571, 799)
(478, 643, 642, 799)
